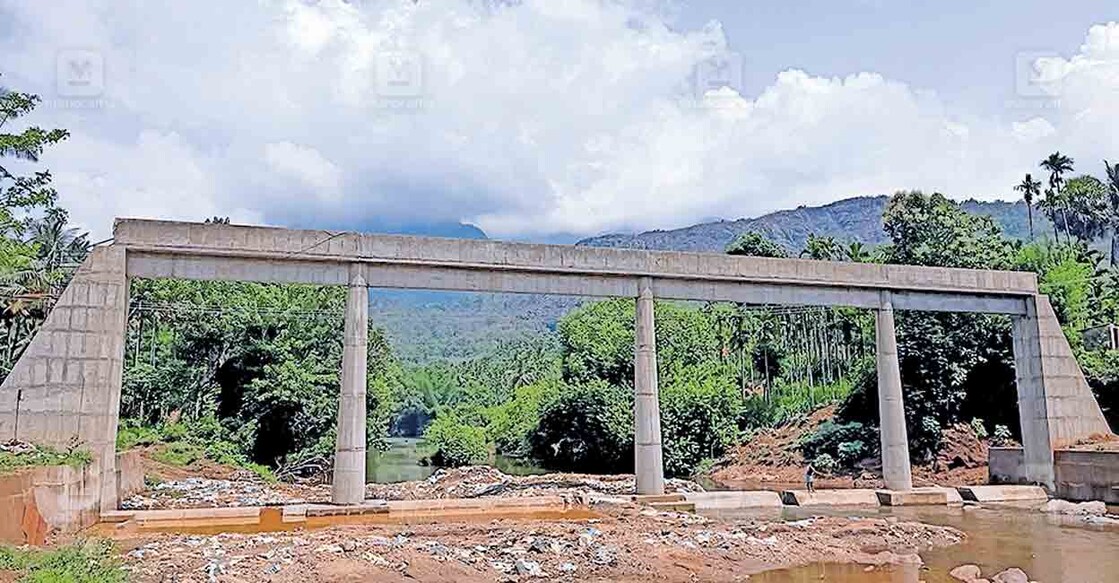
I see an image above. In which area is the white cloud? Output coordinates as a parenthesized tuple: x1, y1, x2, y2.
(0, 1, 1116, 239)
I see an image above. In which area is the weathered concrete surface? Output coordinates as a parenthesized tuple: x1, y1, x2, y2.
(876, 487, 962, 506)
(634, 277, 665, 496)
(780, 489, 881, 507)
(875, 294, 912, 491)
(0, 451, 143, 544)
(683, 491, 784, 510)
(0, 247, 128, 512)
(957, 485, 1048, 503)
(115, 219, 1036, 313)
(1012, 297, 1113, 488)
(990, 447, 1119, 504)
(331, 266, 368, 505)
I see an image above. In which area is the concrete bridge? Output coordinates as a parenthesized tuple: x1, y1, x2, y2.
(0, 219, 1112, 508)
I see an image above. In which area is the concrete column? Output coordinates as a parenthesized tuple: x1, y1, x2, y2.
(1010, 299, 1056, 488)
(634, 277, 665, 495)
(332, 265, 368, 505)
(875, 293, 913, 491)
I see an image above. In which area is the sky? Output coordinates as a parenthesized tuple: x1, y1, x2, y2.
(1, 0, 1117, 241)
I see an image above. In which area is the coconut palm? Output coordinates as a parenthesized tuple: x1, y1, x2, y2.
(1014, 173, 1043, 239)
(1040, 152, 1075, 238)
(1103, 160, 1119, 265)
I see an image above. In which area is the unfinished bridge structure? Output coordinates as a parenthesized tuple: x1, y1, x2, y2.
(0, 219, 1112, 509)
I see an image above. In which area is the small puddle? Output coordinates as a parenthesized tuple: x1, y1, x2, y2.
(708, 504, 1119, 583)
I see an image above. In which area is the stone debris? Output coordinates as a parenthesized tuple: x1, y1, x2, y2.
(951, 564, 1037, 583)
(118, 504, 964, 582)
(124, 465, 706, 511)
(1039, 498, 1107, 516)
(121, 477, 318, 510)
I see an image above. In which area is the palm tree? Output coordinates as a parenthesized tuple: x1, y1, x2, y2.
(1104, 160, 1119, 265)
(1041, 152, 1075, 238)
(844, 241, 872, 263)
(1014, 173, 1043, 239)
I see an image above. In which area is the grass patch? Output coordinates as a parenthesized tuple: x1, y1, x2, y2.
(0, 444, 92, 475)
(0, 539, 127, 583)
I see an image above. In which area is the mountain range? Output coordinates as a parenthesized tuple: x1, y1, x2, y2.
(370, 195, 1044, 363)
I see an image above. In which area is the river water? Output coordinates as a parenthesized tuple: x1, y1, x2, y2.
(365, 437, 545, 484)
(710, 504, 1119, 583)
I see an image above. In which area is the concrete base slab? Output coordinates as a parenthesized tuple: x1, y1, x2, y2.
(780, 489, 880, 507)
(648, 501, 696, 513)
(683, 491, 783, 510)
(876, 487, 962, 506)
(631, 494, 685, 504)
(957, 485, 1048, 503)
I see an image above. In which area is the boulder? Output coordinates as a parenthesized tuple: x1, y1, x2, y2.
(1040, 499, 1107, 515)
(991, 567, 1029, 583)
(950, 564, 982, 581)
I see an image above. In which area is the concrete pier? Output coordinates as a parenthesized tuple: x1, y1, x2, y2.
(634, 277, 665, 495)
(331, 266, 369, 505)
(876, 293, 913, 491)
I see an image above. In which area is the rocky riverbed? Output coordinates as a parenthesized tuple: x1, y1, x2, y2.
(117, 504, 963, 582)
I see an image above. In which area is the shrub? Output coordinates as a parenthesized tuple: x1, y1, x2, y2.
(970, 418, 988, 439)
(482, 380, 564, 459)
(992, 424, 1012, 446)
(812, 453, 838, 474)
(530, 381, 633, 473)
(151, 441, 204, 466)
(836, 440, 866, 466)
(660, 373, 744, 477)
(913, 416, 943, 463)
(800, 420, 878, 470)
(115, 422, 161, 450)
(424, 416, 488, 467)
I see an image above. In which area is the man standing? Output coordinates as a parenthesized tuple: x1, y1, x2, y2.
(805, 463, 816, 493)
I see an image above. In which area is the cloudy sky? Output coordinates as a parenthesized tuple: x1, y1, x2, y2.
(1, 0, 1117, 240)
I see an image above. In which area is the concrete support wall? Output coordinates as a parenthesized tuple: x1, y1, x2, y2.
(990, 447, 1119, 504)
(875, 293, 913, 491)
(331, 265, 368, 505)
(0, 247, 128, 511)
(1012, 296, 1111, 487)
(633, 277, 665, 495)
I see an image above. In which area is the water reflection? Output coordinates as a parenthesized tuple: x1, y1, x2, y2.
(365, 437, 546, 484)
(707, 504, 1119, 583)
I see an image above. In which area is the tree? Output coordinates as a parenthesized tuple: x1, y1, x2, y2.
(1104, 160, 1119, 265)
(801, 234, 844, 261)
(844, 241, 874, 263)
(1062, 175, 1110, 243)
(1040, 152, 1075, 240)
(0, 76, 86, 376)
(1014, 173, 1043, 240)
(726, 231, 788, 258)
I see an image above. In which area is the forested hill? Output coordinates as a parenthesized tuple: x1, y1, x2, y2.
(575, 196, 1045, 252)
(373, 195, 1045, 363)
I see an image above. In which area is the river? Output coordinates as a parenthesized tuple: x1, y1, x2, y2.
(365, 437, 545, 484)
(707, 503, 1119, 583)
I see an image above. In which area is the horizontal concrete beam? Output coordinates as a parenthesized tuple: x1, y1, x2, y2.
(117, 219, 1034, 314)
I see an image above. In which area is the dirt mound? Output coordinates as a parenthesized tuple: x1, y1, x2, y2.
(706, 409, 992, 490)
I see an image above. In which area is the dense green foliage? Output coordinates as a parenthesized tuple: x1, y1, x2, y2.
(0, 77, 89, 378)
(423, 415, 488, 467)
(122, 279, 402, 470)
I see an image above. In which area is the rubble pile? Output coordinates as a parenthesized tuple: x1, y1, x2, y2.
(121, 477, 327, 510)
(119, 503, 964, 582)
(365, 466, 705, 501)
